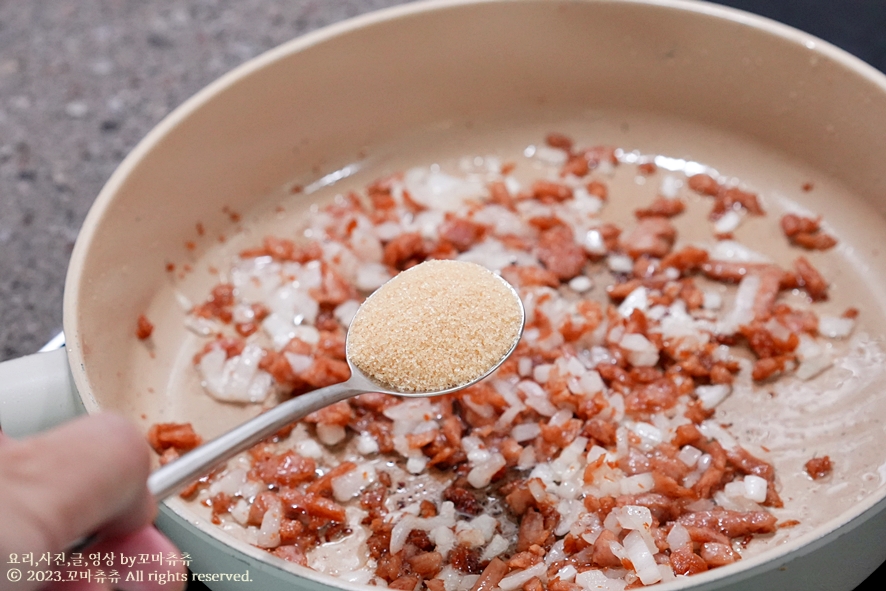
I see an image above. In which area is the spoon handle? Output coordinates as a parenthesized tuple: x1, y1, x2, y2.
(147, 380, 362, 501)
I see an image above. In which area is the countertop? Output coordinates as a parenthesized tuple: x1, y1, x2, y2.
(0, 0, 412, 361)
(1, 1, 884, 589)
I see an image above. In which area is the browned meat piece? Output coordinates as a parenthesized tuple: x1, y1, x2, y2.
(620, 216, 677, 259)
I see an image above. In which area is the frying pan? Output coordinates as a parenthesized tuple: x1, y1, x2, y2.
(2, 1, 886, 589)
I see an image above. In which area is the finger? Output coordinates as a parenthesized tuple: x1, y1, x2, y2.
(0, 413, 154, 555)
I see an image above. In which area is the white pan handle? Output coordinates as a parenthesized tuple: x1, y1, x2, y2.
(0, 348, 85, 438)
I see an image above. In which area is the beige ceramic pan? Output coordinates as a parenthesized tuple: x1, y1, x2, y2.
(2, 0, 886, 589)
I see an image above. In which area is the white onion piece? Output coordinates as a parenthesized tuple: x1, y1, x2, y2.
(355, 263, 391, 292)
(612, 505, 653, 532)
(285, 352, 313, 374)
(555, 499, 584, 535)
(718, 274, 760, 335)
(533, 364, 552, 383)
(659, 176, 682, 198)
(331, 464, 377, 503)
(677, 445, 703, 467)
(575, 569, 627, 591)
(295, 438, 323, 459)
(743, 475, 769, 503)
(517, 445, 537, 469)
(467, 453, 506, 488)
(498, 562, 547, 591)
(208, 468, 247, 497)
(390, 502, 456, 554)
(356, 432, 379, 455)
(200, 344, 272, 403)
(230, 499, 251, 526)
(608, 254, 635, 274)
(667, 523, 691, 550)
(511, 422, 541, 442)
(535, 145, 568, 164)
(618, 287, 648, 317)
(620, 333, 659, 367)
(710, 240, 769, 262)
(455, 525, 485, 549)
(350, 229, 383, 263)
(714, 210, 742, 233)
(256, 499, 283, 549)
(620, 473, 655, 495)
(519, 382, 558, 416)
(629, 422, 663, 447)
(556, 565, 578, 583)
(185, 315, 220, 336)
(431, 526, 457, 559)
(624, 530, 661, 585)
(384, 399, 435, 421)
(549, 409, 573, 426)
(796, 335, 833, 380)
(333, 299, 361, 327)
(480, 534, 509, 561)
(403, 168, 484, 212)
(819, 315, 855, 338)
(696, 384, 732, 409)
(583, 228, 608, 255)
(569, 275, 594, 293)
(518, 357, 533, 377)
(316, 424, 346, 446)
(407, 455, 429, 474)
(703, 290, 723, 310)
(699, 421, 738, 450)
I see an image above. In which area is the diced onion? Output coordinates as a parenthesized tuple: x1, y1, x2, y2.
(618, 287, 648, 317)
(624, 530, 661, 585)
(331, 464, 377, 503)
(666, 523, 691, 550)
(575, 569, 627, 591)
(819, 315, 855, 339)
(498, 562, 547, 591)
(696, 384, 731, 409)
(619, 473, 655, 495)
(743, 475, 769, 503)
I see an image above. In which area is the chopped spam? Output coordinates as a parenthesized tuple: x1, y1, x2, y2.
(153, 133, 853, 590)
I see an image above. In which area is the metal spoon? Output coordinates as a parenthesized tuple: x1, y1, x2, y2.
(146, 267, 524, 501)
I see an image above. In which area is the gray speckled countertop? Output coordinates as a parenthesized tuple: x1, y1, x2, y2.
(0, 0, 411, 360)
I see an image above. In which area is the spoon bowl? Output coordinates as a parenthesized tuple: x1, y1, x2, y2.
(147, 261, 525, 501)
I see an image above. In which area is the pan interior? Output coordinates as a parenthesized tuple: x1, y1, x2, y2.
(122, 108, 886, 560)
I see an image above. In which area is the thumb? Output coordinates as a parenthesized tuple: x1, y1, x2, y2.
(0, 413, 155, 556)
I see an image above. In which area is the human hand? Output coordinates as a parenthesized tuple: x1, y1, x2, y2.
(0, 413, 186, 591)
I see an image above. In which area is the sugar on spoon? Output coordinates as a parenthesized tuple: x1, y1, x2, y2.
(146, 259, 525, 500)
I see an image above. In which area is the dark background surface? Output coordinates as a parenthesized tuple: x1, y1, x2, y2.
(0, 0, 884, 589)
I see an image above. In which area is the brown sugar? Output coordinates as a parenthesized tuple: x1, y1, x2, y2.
(347, 260, 524, 393)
